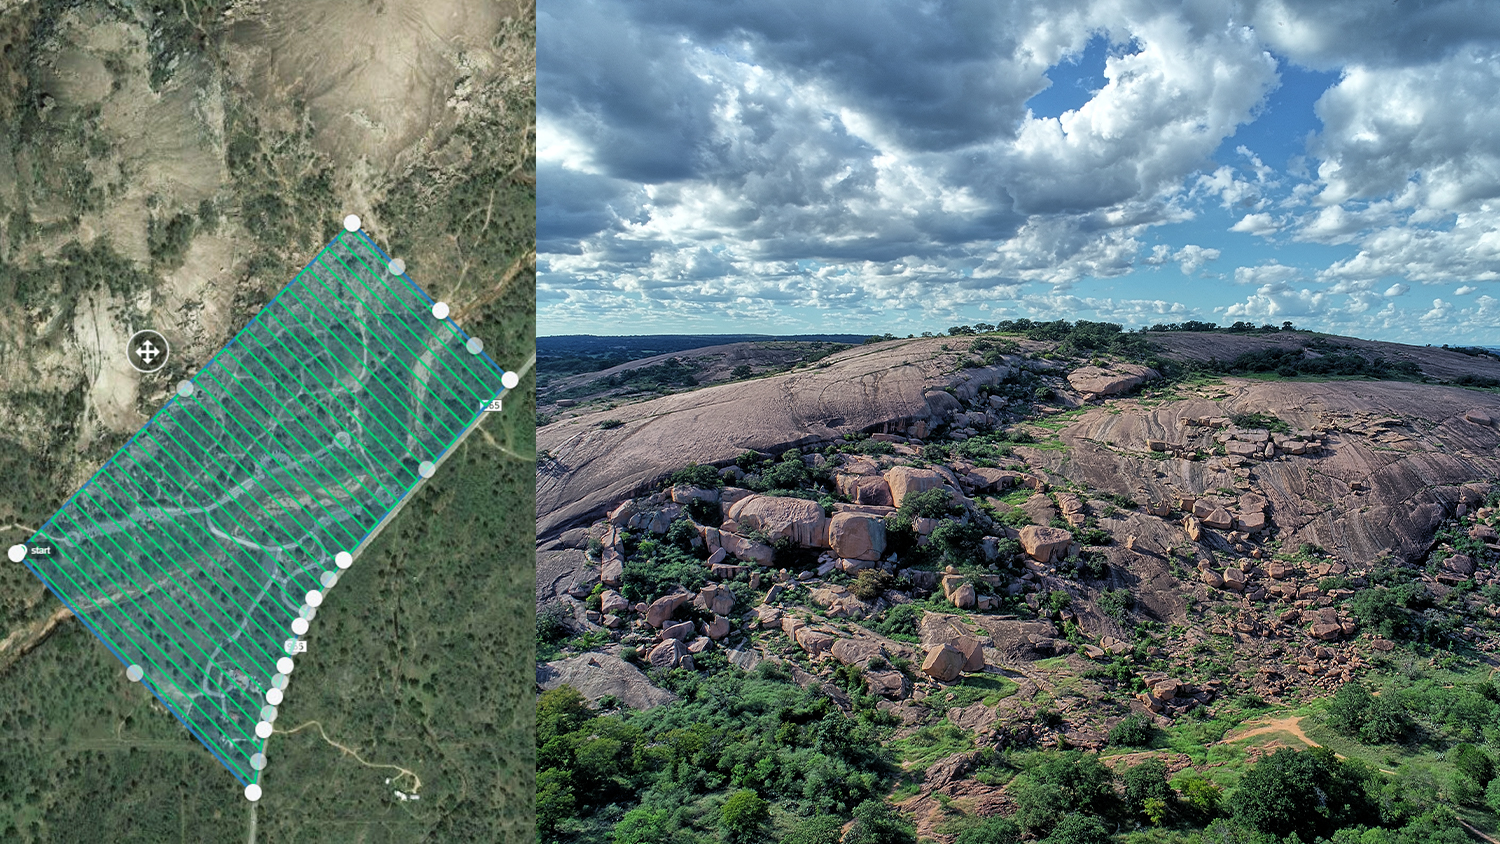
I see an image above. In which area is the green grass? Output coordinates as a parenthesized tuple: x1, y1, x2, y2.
(890, 719, 976, 768)
(937, 674, 1020, 708)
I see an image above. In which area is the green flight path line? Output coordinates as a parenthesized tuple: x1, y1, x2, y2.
(16, 228, 512, 789)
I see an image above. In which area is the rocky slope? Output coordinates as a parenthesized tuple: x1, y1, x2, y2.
(535, 329, 1500, 841)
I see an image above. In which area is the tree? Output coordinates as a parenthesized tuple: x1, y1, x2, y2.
(1123, 758, 1172, 817)
(719, 789, 770, 844)
(1230, 747, 1372, 838)
(955, 816, 1020, 844)
(612, 807, 671, 844)
(1108, 713, 1157, 747)
(1041, 814, 1109, 844)
(1177, 774, 1222, 816)
(1325, 682, 1373, 737)
(781, 816, 845, 844)
(845, 800, 916, 844)
(1452, 743, 1495, 787)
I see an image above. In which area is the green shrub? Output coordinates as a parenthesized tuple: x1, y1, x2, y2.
(1452, 743, 1495, 787)
(1097, 588, 1133, 620)
(871, 604, 922, 641)
(720, 789, 771, 844)
(1107, 713, 1156, 747)
(1229, 747, 1372, 837)
(852, 568, 894, 601)
(845, 799, 916, 844)
(1123, 757, 1171, 816)
(667, 462, 722, 488)
(599, 418, 624, 429)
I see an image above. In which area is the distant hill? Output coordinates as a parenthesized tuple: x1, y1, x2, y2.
(539, 333, 869, 359)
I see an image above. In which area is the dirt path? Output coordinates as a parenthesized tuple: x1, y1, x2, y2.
(275, 720, 421, 793)
(1222, 715, 1397, 775)
(1222, 716, 1318, 747)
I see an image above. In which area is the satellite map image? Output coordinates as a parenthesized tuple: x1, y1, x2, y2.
(0, 0, 534, 840)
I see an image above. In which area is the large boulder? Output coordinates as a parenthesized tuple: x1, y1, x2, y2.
(670, 484, 720, 505)
(646, 592, 692, 628)
(599, 590, 630, 615)
(729, 495, 830, 547)
(696, 584, 736, 616)
(648, 639, 689, 670)
(1018, 525, 1073, 563)
(831, 638, 886, 667)
(921, 644, 966, 682)
(828, 513, 887, 561)
(536, 654, 677, 710)
(952, 636, 986, 672)
(884, 466, 948, 508)
(867, 669, 909, 699)
(951, 582, 977, 609)
(1202, 507, 1234, 530)
(836, 475, 894, 506)
(966, 468, 1024, 492)
(720, 532, 775, 565)
(795, 627, 836, 656)
(1067, 364, 1158, 398)
(705, 614, 730, 640)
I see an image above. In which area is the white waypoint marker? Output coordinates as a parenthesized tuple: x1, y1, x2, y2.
(335, 551, 353, 569)
(277, 657, 294, 675)
(291, 617, 309, 635)
(245, 784, 262, 802)
(343, 214, 361, 232)
(305, 589, 323, 607)
(255, 721, 273, 739)
(266, 688, 283, 706)
(431, 301, 450, 320)
(501, 371, 520, 390)
(7, 544, 26, 563)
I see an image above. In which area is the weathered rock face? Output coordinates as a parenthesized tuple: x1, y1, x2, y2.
(831, 638, 887, 667)
(795, 627, 836, 656)
(951, 582, 977, 609)
(885, 466, 948, 507)
(1019, 525, 1073, 562)
(1067, 363, 1159, 398)
(828, 512, 888, 561)
(921, 643, 966, 681)
(537, 654, 678, 711)
(538, 337, 997, 545)
(705, 614, 730, 640)
(720, 531, 775, 565)
(729, 495, 830, 547)
(952, 636, 986, 672)
(837, 474, 895, 506)
(696, 584, 736, 616)
(600, 590, 629, 615)
(649, 639, 689, 670)
(646, 592, 692, 628)
(867, 669, 909, 699)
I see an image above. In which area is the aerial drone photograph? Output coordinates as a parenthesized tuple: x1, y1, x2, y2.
(535, 1, 1500, 843)
(0, 0, 534, 840)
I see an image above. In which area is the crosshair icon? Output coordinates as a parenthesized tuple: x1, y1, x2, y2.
(126, 329, 170, 374)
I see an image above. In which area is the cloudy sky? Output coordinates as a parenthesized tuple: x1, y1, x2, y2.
(538, 0, 1500, 343)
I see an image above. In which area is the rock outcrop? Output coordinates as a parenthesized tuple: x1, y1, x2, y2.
(828, 512, 887, 561)
(921, 643, 967, 681)
(1019, 525, 1073, 562)
(1067, 364, 1158, 398)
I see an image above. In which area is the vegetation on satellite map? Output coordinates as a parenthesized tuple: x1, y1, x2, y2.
(0, 0, 534, 840)
(536, 324, 1500, 844)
